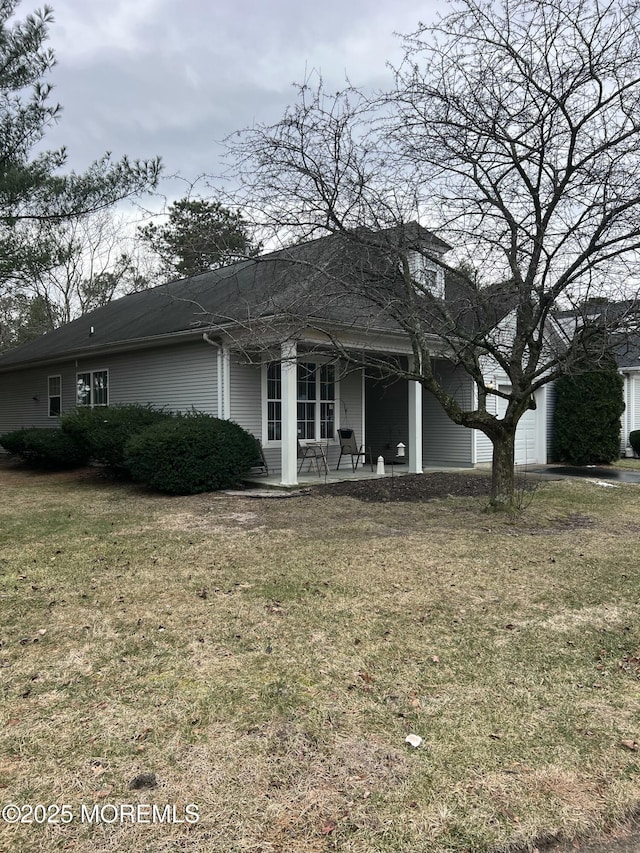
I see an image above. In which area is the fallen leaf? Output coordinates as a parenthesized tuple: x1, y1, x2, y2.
(320, 823, 336, 835)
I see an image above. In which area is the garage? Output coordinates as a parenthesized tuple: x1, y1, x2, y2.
(497, 386, 541, 466)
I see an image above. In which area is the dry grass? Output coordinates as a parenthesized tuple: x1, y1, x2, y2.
(1, 464, 640, 852)
(615, 458, 640, 470)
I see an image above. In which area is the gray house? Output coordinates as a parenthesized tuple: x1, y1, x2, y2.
(0, 226, 549, 484)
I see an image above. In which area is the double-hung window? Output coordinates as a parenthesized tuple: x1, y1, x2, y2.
(265, 361, 336, 442)
(48, 375, 61, 417)
(76, 370, 108, 407)
(407, 250, 445, 298)
(266, 363, 282, 441)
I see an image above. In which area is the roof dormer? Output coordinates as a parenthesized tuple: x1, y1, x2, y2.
(407, 250, 445, 299)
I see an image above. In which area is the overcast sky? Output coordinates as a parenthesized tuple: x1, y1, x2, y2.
(37, 0, 439, 206)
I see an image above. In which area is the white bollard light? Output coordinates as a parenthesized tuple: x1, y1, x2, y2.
(376, 455, 385, 476)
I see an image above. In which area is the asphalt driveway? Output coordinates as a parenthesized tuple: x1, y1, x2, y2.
(529, 465, 640, 484)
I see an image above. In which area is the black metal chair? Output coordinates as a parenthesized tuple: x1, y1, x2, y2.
(336, 428, 373, 472)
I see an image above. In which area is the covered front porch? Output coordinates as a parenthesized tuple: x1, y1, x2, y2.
(273, 340, 426, 486)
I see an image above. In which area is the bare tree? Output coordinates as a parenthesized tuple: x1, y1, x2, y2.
(15, 209, 154, 326)
(227, 0, 640, 508)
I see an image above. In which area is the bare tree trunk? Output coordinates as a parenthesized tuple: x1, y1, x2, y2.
(490, 430, 515, 510)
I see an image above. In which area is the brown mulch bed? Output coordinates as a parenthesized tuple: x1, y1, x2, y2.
(309, 472, 495, 502)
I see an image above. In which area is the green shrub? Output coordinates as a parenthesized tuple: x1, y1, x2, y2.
(0, 428, 89, 469)
(630, 430, 640, 456)
(553, 355, 625, 465)
(124, 413, 261, 494)
(61, 405, 169, 472)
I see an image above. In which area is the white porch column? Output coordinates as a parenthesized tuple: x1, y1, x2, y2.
(280, 340, 298, 486)
(408, 358, 423, 474)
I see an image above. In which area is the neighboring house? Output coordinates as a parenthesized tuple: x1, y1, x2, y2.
(0, 225, 549, 484)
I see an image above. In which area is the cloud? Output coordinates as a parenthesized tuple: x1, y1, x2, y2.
(48, 0, 171, 58)
(36, 0, 439, 192)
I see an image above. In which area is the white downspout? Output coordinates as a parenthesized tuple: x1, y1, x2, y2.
(203, 333, 223, 418)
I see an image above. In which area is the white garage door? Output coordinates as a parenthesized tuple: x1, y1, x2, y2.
(497, 386, 538, 465)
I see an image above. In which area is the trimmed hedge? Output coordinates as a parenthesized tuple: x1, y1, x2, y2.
(553, 359, 625, 465)
(61, 404, 169, 472)
(630, 430, 640, 457)
(124, 413, 261, 494)
(0, 428, 89, 469)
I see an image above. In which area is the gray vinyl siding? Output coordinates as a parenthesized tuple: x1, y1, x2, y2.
(229, 359, 261, 435)
(332, 366, 363, 470)
(92, 343, 218, 413)
(227, 359, 283, 471)
(0, 367, 54, 431)
(0, 341, 219, 435)
(422, 362, 474, 466)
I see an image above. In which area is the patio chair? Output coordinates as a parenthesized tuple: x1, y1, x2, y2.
(336, 428, 374, 472)
(251, 441, 269, 476)
(297, 439, 327, 476)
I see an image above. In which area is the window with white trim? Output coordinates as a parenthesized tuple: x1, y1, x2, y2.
(76, 370, 108, 407)
(265, 361, 336, 441)
(48, 375, 61, 417)
(266, 362, 282, 441)
(407, 250, 445, 298)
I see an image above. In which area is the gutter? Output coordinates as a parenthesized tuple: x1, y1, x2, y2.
(0, 325, 239, 374)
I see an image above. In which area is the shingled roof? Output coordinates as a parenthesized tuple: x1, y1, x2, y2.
(0, 223, 472, 370)
(0, 225, 449, 369)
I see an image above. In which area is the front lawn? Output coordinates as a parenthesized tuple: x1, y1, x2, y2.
(1, 464, 639, 852)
